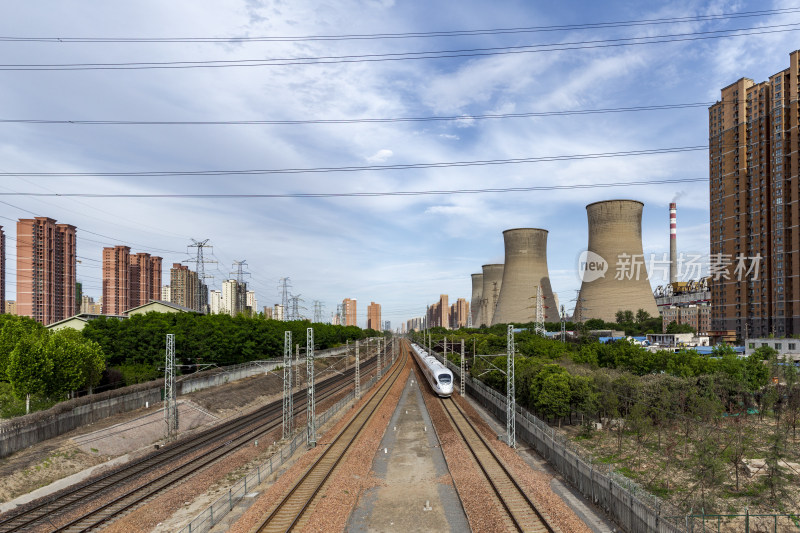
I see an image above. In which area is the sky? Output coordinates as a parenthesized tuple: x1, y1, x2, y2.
(1, 0, 799, 328)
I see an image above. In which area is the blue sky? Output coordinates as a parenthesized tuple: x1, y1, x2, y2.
(1, 0, 799, 327)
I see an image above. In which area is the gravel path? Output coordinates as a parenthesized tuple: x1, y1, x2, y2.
(227, 359, 406, 533)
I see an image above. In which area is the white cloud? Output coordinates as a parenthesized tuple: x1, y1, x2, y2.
(365, 149, 394, 163)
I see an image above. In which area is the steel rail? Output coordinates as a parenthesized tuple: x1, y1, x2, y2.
(439, 396, 555, 533)
(0, 352, 380, 533)
(252, 345, 406, 533)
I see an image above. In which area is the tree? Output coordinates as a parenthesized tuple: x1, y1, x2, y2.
(47, 329, 106, 398)
(615, 311, 625, 324)
(622, 310, 634, 323)
(6, 334, 53, 414)
(635, 309, 651, 324)
(665, 321, 696, 334)
(0, 315, 44, 377)
(536, 372, 571, 425)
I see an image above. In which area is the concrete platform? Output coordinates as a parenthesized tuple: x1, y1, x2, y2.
(347, 371, 469, 532)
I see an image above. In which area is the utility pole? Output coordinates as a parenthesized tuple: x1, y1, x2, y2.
(355, 339, 361, 400)
(506, 325, 516, 448)
(377, 337, 382, 379)
(295, 343, 300, 389)
(560, 304, 566, 343)
(184, 239, 216, 313)
(164, 334, 178, 441)
(444, 336, 448, 364)
(306, 328, 316, 447)
(282, 331, 293, 439)
(460, 339, 465, 396)
(534, 284, 546, 336)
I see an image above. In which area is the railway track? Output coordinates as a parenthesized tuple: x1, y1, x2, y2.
(251, 346, 407, 533)
(0, 351, 383, 533)
(439, 396, 556, 533)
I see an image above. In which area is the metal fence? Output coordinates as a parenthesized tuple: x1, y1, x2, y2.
(665, 513, 800, 532)
(443, 357, 686, 533)
(176, 374, 379, 533)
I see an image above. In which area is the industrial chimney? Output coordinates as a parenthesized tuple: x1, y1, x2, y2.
(470, 273, 483, 327)
(669, 202, 677, 284)
(480, 264, 504, 326)
(574, 199, 658, 323)
(492, 228, 559, 325)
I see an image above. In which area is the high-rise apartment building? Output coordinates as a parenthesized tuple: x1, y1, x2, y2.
(80, 295, 103, 315)
(221, 279, 247, 316)
(247, 290, 257, 313)
(0, 225, 5, 314)
(102, 246, 131, 315)
(449, 298, 470, 329)
(170, 263, 199, 311)
(102, 247, 162, 315)
(426, 294, 450, 329)
(161, 284, 171, 302)
(367, 302, 381, 330)
(709, 50, 800, 338)
(16, 217, 76, 325)
(342, 298, 357, 326)
(210, 290, 222, 314)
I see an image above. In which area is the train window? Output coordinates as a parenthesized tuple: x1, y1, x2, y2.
(438, 374, 451, 384)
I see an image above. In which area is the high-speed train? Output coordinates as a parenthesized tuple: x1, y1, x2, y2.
(410, 343, 454, 397)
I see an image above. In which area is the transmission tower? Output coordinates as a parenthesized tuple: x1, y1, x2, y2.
(312, 300, 324, 323)
(278, 278, 291, 321)
(506, 325, 516, 448)
(230, 260, 250, 313)
(534, 285, 546, 337)
(289, 294, 305, 321)
(306, 328, 316, 447)
(184, 239, 217, 312)
(282, 331, 293, 439)
(164, 334, 178, 441)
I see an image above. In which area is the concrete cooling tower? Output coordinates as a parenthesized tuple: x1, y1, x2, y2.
(492, 229, 559, 325)
(574, 199, 658, 323)
(480, 264, 504, 326)
(470, 273, 483, 327)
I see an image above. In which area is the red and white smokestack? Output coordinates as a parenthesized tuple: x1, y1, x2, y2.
(669, 202, 677, 284)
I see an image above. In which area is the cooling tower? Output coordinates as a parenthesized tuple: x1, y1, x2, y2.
(480, 264, 504, 326)
(470, 273, 483, 327)
(492, 229, 559, 325)
(574, 200, 658, 323)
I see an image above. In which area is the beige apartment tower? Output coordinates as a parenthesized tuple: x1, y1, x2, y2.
(470, 273, 483, 327)
(574, 200, 658, 323)
(170, 263, 199, 311)
(450, 297, 470, 329)
(367, 302, 382, 330)
(709, 51, 800, 337)
(480, 264, 504, 326)
(16, 217, 77, 325)
(343, 298, 357, 326)
(492, 228, 559, 325)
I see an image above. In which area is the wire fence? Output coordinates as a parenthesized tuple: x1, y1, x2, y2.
(175, 374, 379, 533)
(664, 512, 800, 532)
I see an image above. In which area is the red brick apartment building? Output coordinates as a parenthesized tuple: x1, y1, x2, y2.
(709, 50, 800, 337)
(16, 217, 76, 325)
(102, 246, 162, 315)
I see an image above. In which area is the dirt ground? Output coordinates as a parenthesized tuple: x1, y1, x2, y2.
(0, 355, 356, 506)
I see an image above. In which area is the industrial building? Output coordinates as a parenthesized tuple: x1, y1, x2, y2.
(480, 264, 504, 326)
(470, 273, 483, 327)
(102, 246, 162, 316)
(367, 301, 382, 330)
(16, 217, 77, 325)
(574, 200, 658, 323)
(654, 279, 711, 333)
(709, 50, 800, 338)
(492, 228, 559, 325)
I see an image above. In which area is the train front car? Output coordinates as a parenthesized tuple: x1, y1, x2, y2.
(411, 343, 453, 397)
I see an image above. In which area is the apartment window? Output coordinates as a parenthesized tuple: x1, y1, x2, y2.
(776, 343, 782, 350)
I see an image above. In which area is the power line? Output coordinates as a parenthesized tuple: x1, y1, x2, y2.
(1, 7, 796, 43)
(2, 22, 799, 71)
(0, 102, 716, 126)
(0, 145, 709, 178)
(0, 177, 707, 199)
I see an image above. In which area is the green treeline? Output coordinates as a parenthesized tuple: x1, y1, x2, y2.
(0, 315, 105, 415)
(0, 312, 378, 418)
(413, 325, 800, 511)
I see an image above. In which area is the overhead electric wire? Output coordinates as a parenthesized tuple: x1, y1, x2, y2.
(0, 145, 709, 178)
(0, 177, 707, 199)
(2, 22, 799, 70)
(1, 7, 797, 43)
(0, 102, 715, 126)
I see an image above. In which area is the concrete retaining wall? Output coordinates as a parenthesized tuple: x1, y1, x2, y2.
(0, 344, 355, 458)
